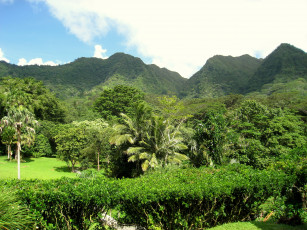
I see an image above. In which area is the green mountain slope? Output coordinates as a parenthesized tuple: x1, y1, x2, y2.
(0, 43, 305, 100)
(247, 43, 307, 93)
(186, 54, 262, 98)
(0, 53, 186, 99)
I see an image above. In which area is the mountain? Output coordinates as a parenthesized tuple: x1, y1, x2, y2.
(185, 54, 262, 98)
(246, 43, 307, 93)
(0, 43, 306, 100)
(0, 53, 186, 99)
(185, 43, 307, 98)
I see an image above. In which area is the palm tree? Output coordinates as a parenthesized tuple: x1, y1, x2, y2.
(127, 116, 188, 171)
(110, 102, 188, 172)
(110, 102, 152, 146)
(0, 106, 37, 179)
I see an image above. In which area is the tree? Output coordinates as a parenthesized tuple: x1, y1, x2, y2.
(0, 77, 66, 122)
(0, 106, 37, 179)
(32, 134, 53, 158)
(55, 124, 87, 172)
(156, 95, 185, 120)
(110, 102, 188, 173)
(128, 116, 189, 171)
(76, 119, 111, 171)
(1, 126, 15, 160)
(93, 85, 144, 121)
(230, 100, 306, 169)
(192, 111, 229, 167)
(109, 102, 153, 176)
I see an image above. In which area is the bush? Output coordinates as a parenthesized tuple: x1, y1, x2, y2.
(0, 164, 295, 229)
(115, 164, 294, 229)
(0, 178, 118, 229)
(0, 186, 35, 229)
(268, 144, 307, 225)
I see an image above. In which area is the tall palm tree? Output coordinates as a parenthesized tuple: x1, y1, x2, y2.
(1, 106, 37, 179)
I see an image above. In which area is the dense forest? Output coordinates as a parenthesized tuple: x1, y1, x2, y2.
(0, 43, 306, 229)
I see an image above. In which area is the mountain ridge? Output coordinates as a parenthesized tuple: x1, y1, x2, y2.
(0, 53, 186, 99)
(0, 43, 306, 99)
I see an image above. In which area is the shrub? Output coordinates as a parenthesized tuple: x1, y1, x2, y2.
(115, 164, 294, 229)
(0, 164, 294, 229)
(0, 187, 35, 229)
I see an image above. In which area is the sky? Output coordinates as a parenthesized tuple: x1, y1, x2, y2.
(0, 0, 306, 78)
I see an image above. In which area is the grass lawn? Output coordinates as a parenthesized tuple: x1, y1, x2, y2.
(0, 155, 78, 180)
(208, 221, 307, 230)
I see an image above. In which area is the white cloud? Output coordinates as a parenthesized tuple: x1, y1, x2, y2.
(0, 48, 10, 63)
(17, 58, 27, 66)
(93, 45, 108, 59)
(30, 0, 307, 77)
(18, 57, 58, 66)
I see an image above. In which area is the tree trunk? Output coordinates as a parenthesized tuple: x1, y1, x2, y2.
(15, 145, 18, 160)
(71, 160, 75, 172)
(97, 151, 100, 171)
(17, 127, 21, 180)
(7, 145, 12, 161)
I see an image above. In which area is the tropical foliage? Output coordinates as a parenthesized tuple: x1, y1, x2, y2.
(0, 43, 306, 228)
(110, 102, 188, 172)
(0, 188, 35, 229)
(1, 106, 37, 179)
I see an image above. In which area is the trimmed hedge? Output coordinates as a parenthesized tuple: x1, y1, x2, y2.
(115, 164, 294, 229)
(0, 164, 294, 229)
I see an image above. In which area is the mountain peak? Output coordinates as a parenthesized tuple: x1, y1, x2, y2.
(270, 43, 306, 57)
(108, 52, 144, 64)
(246, 43, 307, 92)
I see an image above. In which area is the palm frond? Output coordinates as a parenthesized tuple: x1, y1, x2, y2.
(139, 151, 150, 160)
(141, 160, 149, 171)
(109, 134, 134, 145)
(128, 155, 138, 162)
(149, 153, 159, 168)
(127, 147, 144, 155)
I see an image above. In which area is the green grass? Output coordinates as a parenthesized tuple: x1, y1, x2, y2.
(208, 221, 307, 230)
(0, 155, 77, 180)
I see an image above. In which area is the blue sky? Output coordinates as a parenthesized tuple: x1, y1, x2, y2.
(0, 0, 306, 78)
(0, 0, 133, 65)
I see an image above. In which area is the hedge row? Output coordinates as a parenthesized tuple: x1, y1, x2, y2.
(116, 164, 294, 229)
(0, 164, 294, 229)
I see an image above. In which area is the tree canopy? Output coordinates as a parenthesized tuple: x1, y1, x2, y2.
(0, 77, 66, 122)
(93, 85, 144, 121)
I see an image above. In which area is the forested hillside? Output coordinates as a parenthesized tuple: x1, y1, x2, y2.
(0, 53, 186, 99)
(186, 54, 262, 98)
(0, 43, 306, 100)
